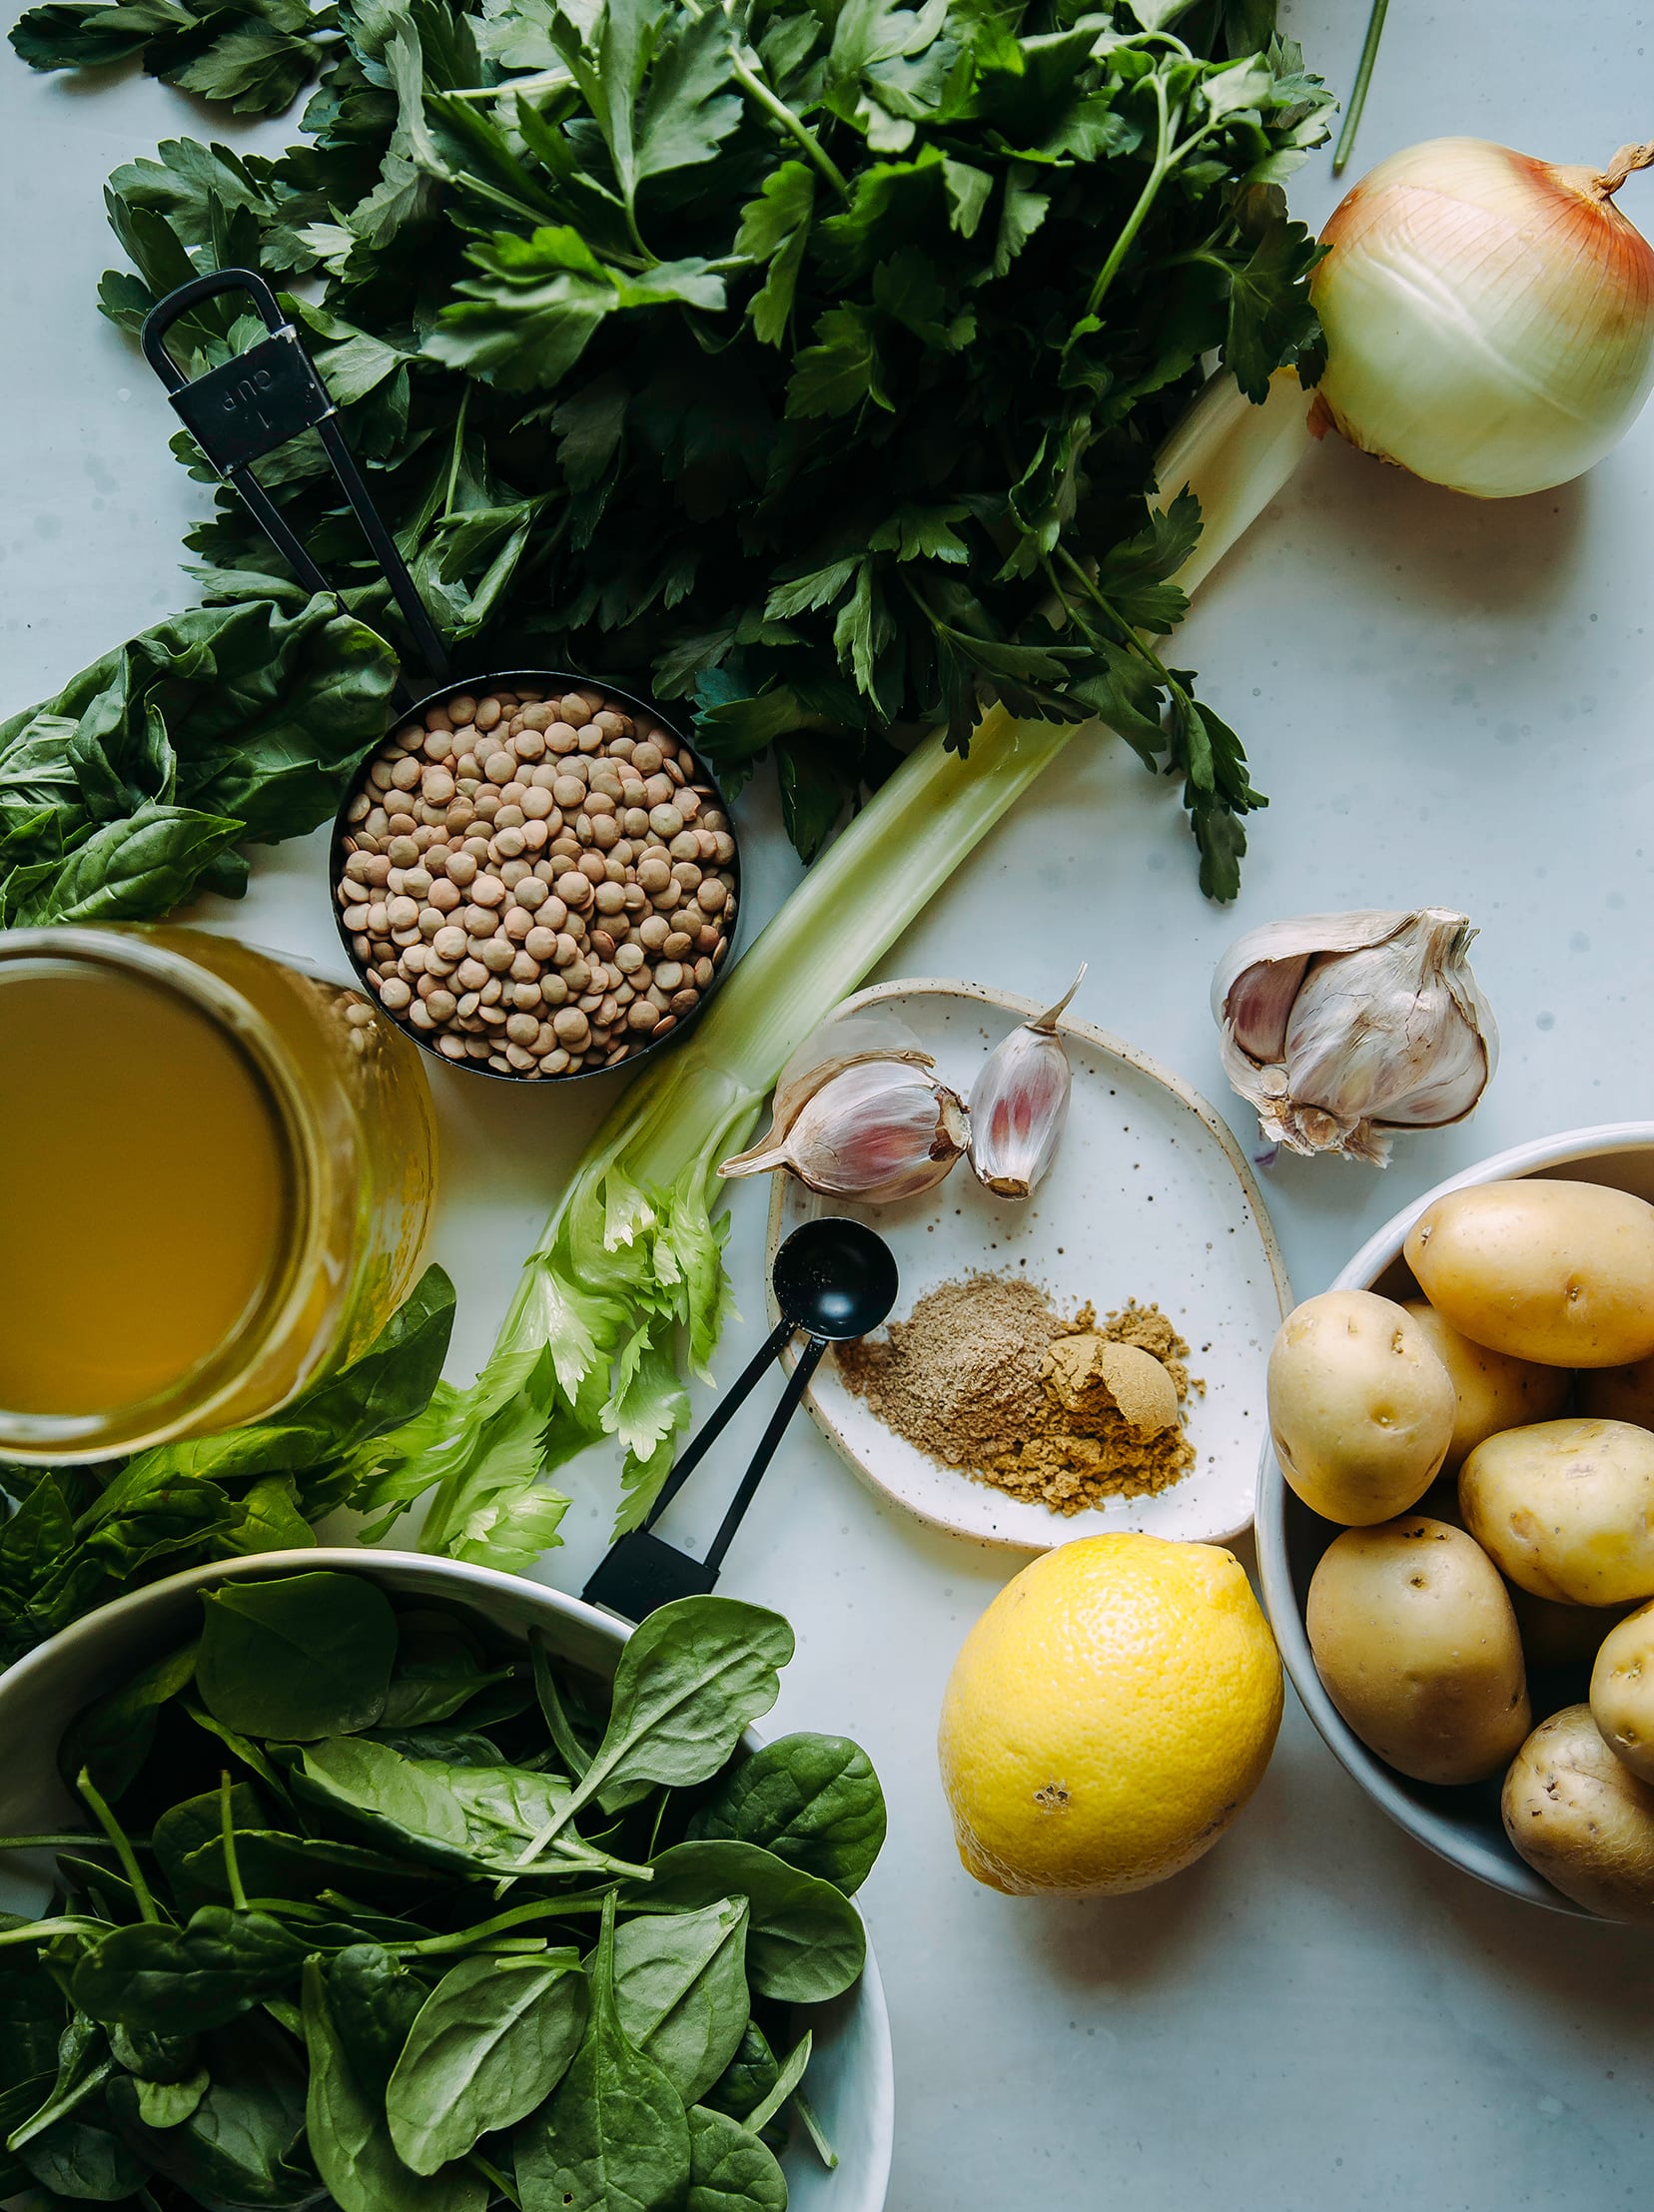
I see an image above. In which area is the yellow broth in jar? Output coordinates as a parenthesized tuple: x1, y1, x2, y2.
(0, 954, 295, 1417)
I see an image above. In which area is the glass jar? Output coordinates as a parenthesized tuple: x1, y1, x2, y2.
(0, 923, 436, 1463)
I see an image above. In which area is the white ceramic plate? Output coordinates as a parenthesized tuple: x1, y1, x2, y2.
(767, 979, 1289, 1550)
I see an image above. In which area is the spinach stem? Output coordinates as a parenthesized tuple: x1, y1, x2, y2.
(0, 1917, 105, 1948)
(0, 1833, 151, 1851)
(76, 1769, 159, 1925)
(470, 2153, 521, 2206)
(530, 1633, 592, 1780)
(395, 1892, 609, 1953)
(8, 2057, 115, 2150)
(219, 1772, 248, 1912)
(1332, 0, 1389, 176)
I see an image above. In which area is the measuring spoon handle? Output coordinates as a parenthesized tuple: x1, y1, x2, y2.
(642, 1314, 795, 1532)
(702, 1335, 829, 1576)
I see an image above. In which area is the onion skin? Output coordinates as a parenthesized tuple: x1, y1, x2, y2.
(1312, 136, 1654, 497)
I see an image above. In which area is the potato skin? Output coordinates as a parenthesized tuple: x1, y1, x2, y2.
(1591, 1600, 1654, 1784)
(1403, 1300, 1571, 1474)
(1305, 1517, 1530, 1785)
(1267, 1290, 1454, 1526)
(1403, 1178, 1654, 1368)
(1459, 1418, 1654, 1606)
(1579, 1354, 1654, 1427)
(1502, 1705, 1654, 1922)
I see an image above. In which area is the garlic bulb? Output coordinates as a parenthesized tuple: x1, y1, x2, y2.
(1212, 911, 1497, 1166)
(1313, 137, 1654, 497)
(719, 1059, 970, 1201)
(968, 967, 1085, 1199)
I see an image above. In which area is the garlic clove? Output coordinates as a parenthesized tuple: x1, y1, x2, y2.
(719, 1058, 970, 1201)
(967, 967, 1085, 1199)
(737, 1007, 939, 1166)
(1213, 911, 1497, 1165)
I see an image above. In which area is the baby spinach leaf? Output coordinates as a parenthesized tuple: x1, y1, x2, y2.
(108, 2023, 197, 2083)
(73, 1906, 310, 2034)
(364, 1728, 503, 1768)
(685, 2102, 789, 2212)
(612, 1896, 750, 2106)
(641, 1843, 865, 2003)
(326, 1943, 426, 2102)
(387, 1950, 587, 2174)
(153, 1783, 267, 1907)
(8, 2009, 113, 2149)
(379, 1618, 518, 1730)
(741, 2029, 811, 2137)
(702, 2022, 779, 2126)
(303, 1956, 488, 2212)
(293, 1738, 572, 1877)
(181, 1701, 292, 1794)
(13, 2100, 152, 2202)
(514, 1892, 690, 2212)
(110, 2011, 325, 2209)
(57, 1639, 200, 1803)
(514, 1599, 792, 1865)
(687, 1732, 885, 1895)
(132, 2063, 210, 2127)
(197, 1571, 400, 1743)
(183, 1826, 442, 1906)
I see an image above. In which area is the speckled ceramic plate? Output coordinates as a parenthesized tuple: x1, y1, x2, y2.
(766, 979, 1290, 1551)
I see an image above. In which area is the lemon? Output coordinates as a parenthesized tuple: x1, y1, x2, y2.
(937, 1532, 1283, 1896)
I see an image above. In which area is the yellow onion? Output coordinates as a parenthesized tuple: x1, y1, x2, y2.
(1311, 136, 1654, 497)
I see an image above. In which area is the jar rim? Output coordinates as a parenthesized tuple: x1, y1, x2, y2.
(0, 925, 324, 1460)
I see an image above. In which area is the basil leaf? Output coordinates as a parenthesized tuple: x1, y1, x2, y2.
(387, 1951, 587, 2173)
(640, 1841, 866, 2002)
(686, 1732, 886, 1894)
(197, 1572, 400, 1741)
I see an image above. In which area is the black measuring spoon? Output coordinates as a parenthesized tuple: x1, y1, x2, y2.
(583, 1217, 899, 1622)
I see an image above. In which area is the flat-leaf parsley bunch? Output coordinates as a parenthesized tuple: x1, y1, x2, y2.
(14, 0, 1332, 892)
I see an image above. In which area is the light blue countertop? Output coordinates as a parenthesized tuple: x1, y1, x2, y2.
(5, 5, 1653, 2205)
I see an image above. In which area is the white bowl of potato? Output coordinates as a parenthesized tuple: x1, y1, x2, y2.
(1255, 1123, 1654, 1919)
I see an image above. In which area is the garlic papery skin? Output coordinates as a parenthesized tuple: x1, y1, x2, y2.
(1312, 136, 1654, 498)
(1212, 911, 1498, 1166)
(968, 967, 1085, 1199)
(718, 1059, 970, 1201)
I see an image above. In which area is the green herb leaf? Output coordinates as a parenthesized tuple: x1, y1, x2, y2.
(685, 2100, 789, 2212)
(196, 1571, 400, 1742)
(387, 1950, 588, 2172)
(686, 1732, 886, 1894)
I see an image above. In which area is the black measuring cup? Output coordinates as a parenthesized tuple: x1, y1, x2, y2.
(584, 1218, 900, 1622)
(140, 268, 741, 1085)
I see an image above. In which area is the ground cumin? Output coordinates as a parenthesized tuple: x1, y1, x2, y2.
(836, 1273, 1200, 1515)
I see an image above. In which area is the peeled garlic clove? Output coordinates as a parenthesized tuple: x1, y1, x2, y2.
(718, 1059, 970, 1201)
(967, 967, 1085, 1199)
(1213, 911, 1497, 1165)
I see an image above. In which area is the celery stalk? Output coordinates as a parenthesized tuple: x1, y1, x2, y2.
(365, 372, 1314, 1560)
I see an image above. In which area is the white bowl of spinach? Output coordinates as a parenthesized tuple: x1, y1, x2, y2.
(0, 1550, 893, 2212)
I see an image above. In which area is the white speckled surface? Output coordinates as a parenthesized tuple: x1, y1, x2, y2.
(5, 3, 1654, 2205)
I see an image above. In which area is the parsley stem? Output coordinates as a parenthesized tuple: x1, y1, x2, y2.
(730, 52, 850, 201)
(76, 1768, 159, 1925)
(1085, 75, 1180, 320)
(1332, 0, 1389, 176)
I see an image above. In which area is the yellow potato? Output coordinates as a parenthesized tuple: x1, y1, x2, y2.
(1459, 1418, 1654, 1606)
(1306, 1517, 1529, 1784)
(1403, 1300, 1571, 1473)
(1267, 1290, 1454, 1525)
(1404, 1177, 1654, 1368)
(1591, 1601, 1654, 1784)
(1579, 1354, 1654, 1427)
(1502, 1705, 1654, 1922)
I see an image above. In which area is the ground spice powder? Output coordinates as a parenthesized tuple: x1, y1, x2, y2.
(836, 1273, 1200, 1515)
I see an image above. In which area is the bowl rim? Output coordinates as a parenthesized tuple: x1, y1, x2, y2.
(0, 1546, 895, 2205)
(1254, 1120, 1654, 1917)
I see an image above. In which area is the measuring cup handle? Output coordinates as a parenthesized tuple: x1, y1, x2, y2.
(140, 266, 286, 390)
